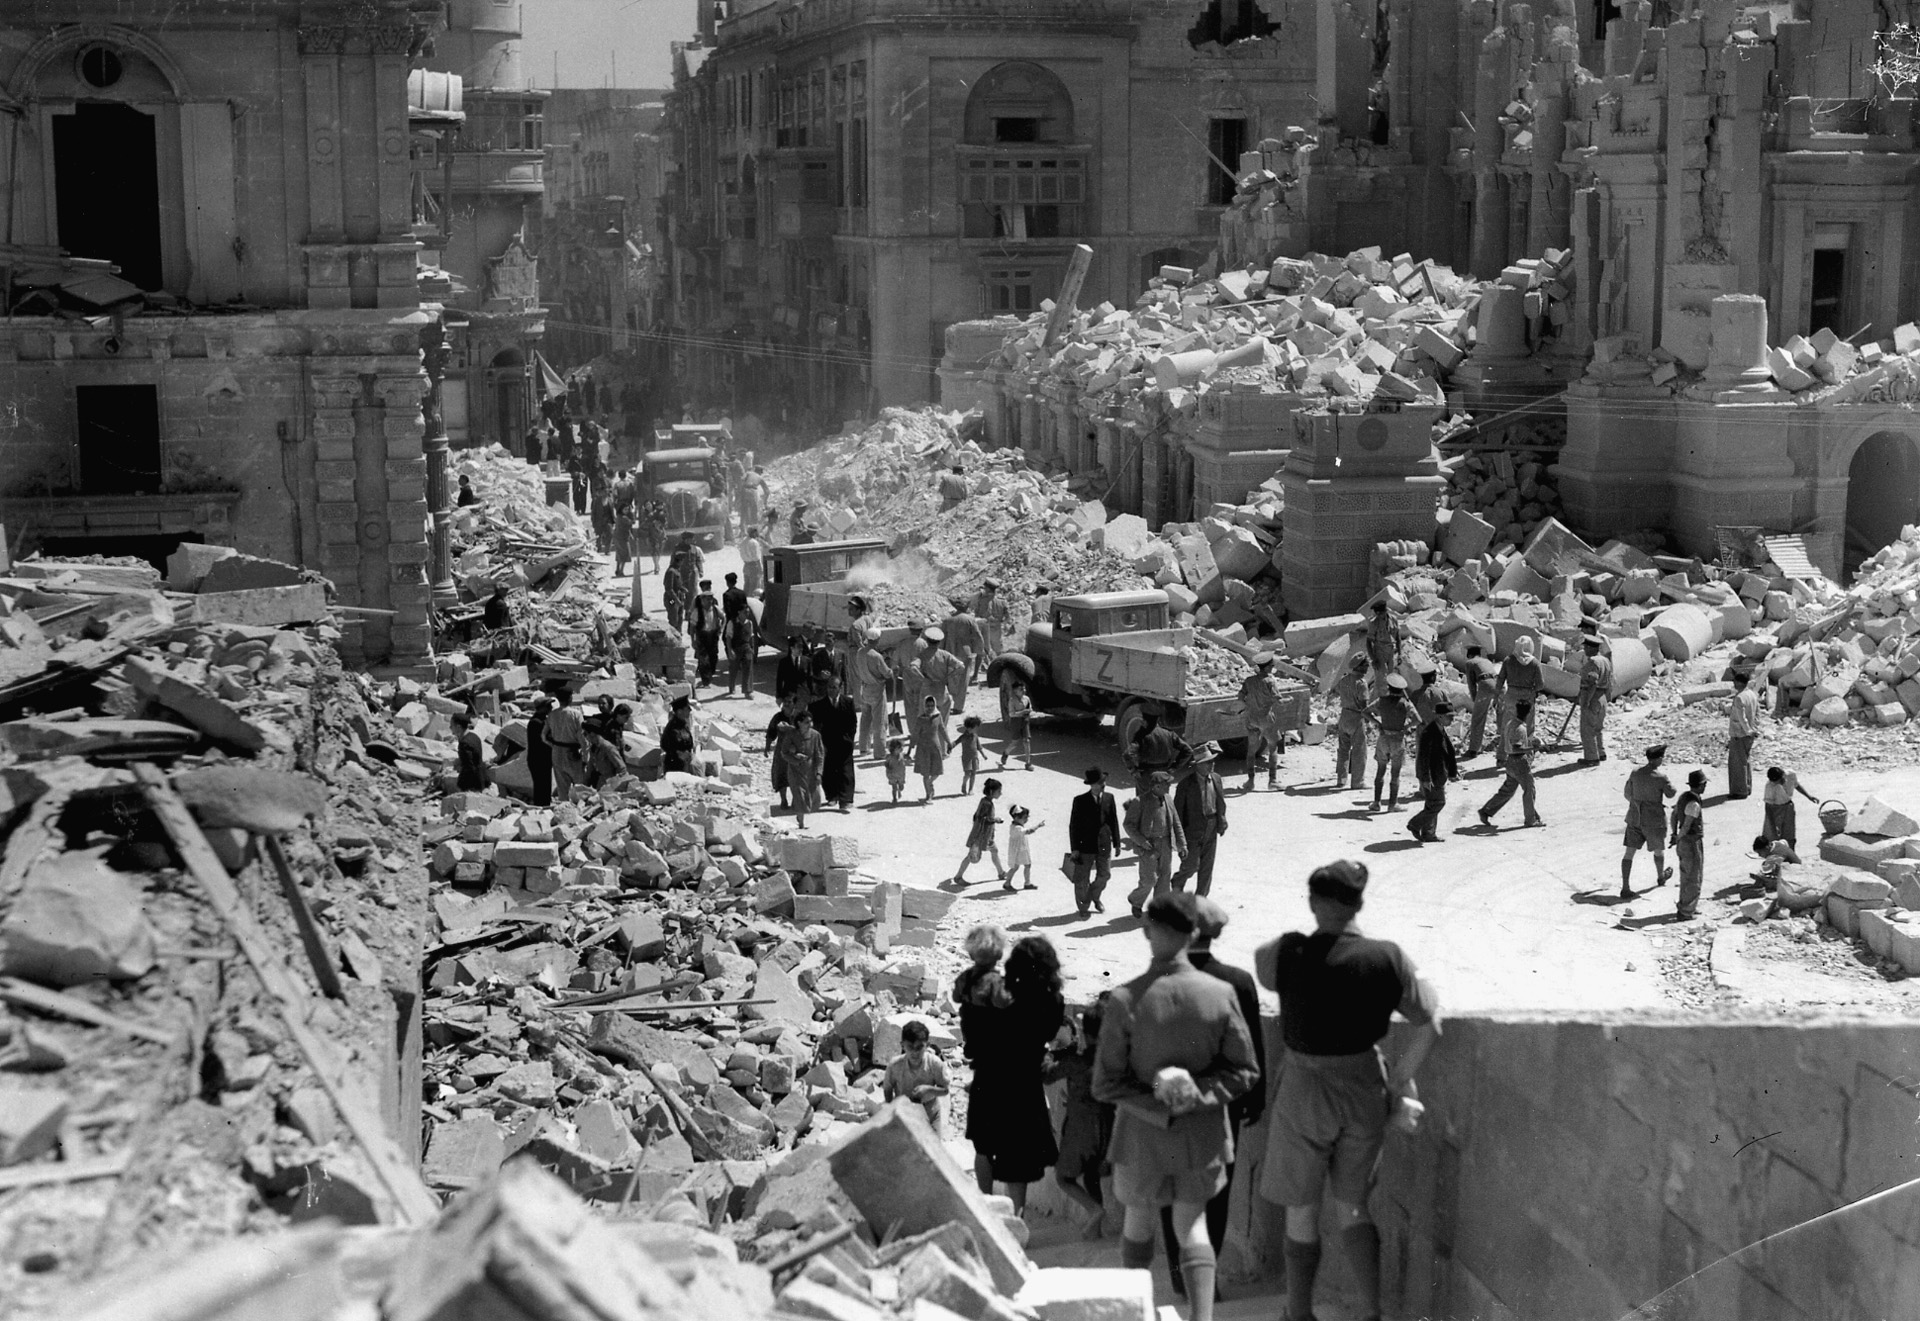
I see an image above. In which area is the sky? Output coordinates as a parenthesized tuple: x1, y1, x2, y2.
(519, 0, 696, 91)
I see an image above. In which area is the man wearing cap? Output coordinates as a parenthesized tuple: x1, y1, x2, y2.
(1094, 891, 1258, 1321)
(850, 636, 894, 759)
(1158, 895, 1265, 1304)
(971, 579, 1010, 664)
(1238, 656, 1288, 793)
(1622, 744, 1677, 899)
(1333, 653, 1372, 791)
(1671, 767, 1708, 920)
(1365, 599, 1399, 674)
(1462, 644, 1497, 759)
(1406, 656, 1441, 727)
(918, 627, 968, 718)
(1726, 669, 1761, 799)
(1125, 770, 1186, 917)
(1407, 697, 1459, 843)
(1492, 636, 1543, 759)
(1171, 742, 1230, 897)
(1576, 630, 1613, 766)
(1477, 698, 1543, 830)
(890, 619, 929, 713)
(1257, 861, 1441, 1321)
(1125, 704, 1194, 786)
(1068, 766, 1122, 917)
(847, 594, 882, 656)
(1368, 673, 1413, 813)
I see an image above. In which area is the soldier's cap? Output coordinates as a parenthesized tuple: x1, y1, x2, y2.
(1084, 766, 1107, 784)
(1144, 891, 1198, 934)
(1645, 744, 1668, 760)
(1384, 673, 1409, 691)
(1252, 653, 1276, 667)
(1688, 769, 1708, 787)
(1190, 895, 1229, 941)
(923, 626, 945, 643)
(1308, 859, 1369, 906)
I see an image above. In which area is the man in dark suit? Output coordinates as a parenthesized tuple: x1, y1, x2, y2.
(1161, 895, 1266, 1303)
(1068, 766, 1121, 918)
(1171, 741, 1229, 896)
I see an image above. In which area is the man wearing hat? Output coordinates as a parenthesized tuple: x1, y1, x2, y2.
(1256, 861, 1441, 1321)
(1333, 652, 1372, 791)
(890, 618, 930, 714)
(1171, 742, 1230, 896)
(1368, 673, 1413, 813)
(1238, 655, 1288, 793)
(1068, 766, 1122, 917)
(1477, 698, 1543, 830)
(1093, 891, 1258, 1321)
(1670, 767, 1708, 920)
(1576, 629, 1613, 766)
(918, 626, 968, 718)
(971, 579, 1010, 665)
(1492, 635, 1544, 760)
(1406, 655, 1441, 727)
(1462, 644, 1497, 759)
(1366, 598, 1400, 674)
(1158, 895, 1265, 1303)
(1407, 695, 1460, 843)
(1124, 770, 1186, 917)
(1124, 703, 1194, 786)
(1621, 744, 1677, 899)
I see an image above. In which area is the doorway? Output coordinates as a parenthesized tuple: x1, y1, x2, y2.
(53, 102, 164, 292)
(1844, 431, 1920, 575)
(76, 384, 162, 495)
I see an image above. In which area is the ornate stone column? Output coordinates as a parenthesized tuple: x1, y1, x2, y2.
(420, 320, 456, 606)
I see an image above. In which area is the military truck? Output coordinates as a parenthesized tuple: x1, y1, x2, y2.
(638, 447, 727, 545)
(755, 537, 891, 649)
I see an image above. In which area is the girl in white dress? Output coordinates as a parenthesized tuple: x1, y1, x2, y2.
(1001, 804, 1045, 891)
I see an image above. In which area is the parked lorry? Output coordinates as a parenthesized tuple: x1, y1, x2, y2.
(755, 537, 891, 648)
(639, 446, 727, 545)
(1003, 589, 1310, 754)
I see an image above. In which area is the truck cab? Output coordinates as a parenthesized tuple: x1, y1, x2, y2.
(640, 447, 725, 542)
(758, 537, 890, 647)
(1026, 590, 1169, 699)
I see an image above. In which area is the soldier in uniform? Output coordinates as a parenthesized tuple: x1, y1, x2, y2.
(1238, 656, 1288, 793)
(1621, 744, 1678, 899)
(1670, 768, 1708, 921)
(1333, 653, 1371, 790)
(1576, 629, 1613, 766)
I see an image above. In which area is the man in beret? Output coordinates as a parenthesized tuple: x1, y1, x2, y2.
(1622, 744, 1677, 899)
(1159, 896, 1265, 1303)
(1094, 891, 1258, 1321)
(1257, 861, 1440, 1321)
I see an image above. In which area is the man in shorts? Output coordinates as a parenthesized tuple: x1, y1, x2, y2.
(1622, 743, 1677, 899)
(1093, 892, 1258, 1321)
(1257, 861, 1441, 1321)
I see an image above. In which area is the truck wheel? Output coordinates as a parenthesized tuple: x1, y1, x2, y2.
(1113, 699, 1145, 759)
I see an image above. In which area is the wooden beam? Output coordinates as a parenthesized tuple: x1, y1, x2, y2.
(261, 835, 345, 1000)
(0, 978, 179, 1047)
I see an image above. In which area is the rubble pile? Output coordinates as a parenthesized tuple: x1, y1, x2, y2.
(1438, 448, 1566, 549)
(450, 445, 596, 597)
(1589, 312, 1920, 403)
(762, 408, 966, 533)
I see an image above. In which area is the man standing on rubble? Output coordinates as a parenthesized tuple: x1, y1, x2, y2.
(1576, 629, 1613, 766)
(542, 689, 588, 801)
(1726, 669, 1761, 799)
(1621, 744, 1677, 899)
(1365, 599, 1399, 674)
(739, 464, 769, 534)
(1258, 860, 1440, 1321)
(971, 579, 1010, 670)
(525, 695, 554, 807)
(1124, 771, 1186, 918)
(1333, 654, 1372, 791)
(1094, 891, 1257, 1321)
(850, 635, 893, 758)
(939, 463, 970, 510)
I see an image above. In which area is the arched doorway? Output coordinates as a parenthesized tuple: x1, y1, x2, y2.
(1844, 430, 1920, 575)
(486, 348, 528, 451)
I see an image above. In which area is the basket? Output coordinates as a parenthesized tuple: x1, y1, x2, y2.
(1818, 800, 1849, 837)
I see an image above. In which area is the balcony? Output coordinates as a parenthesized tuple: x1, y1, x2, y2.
(449, 150, 546, 196)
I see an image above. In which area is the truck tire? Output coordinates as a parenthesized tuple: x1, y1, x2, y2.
(1113, 699, 1145, 759)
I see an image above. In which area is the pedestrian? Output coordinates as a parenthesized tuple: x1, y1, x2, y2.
(764, 696, 799, 811)
(1476, 698, 1543, 830)
(850, 637, 893, 758)
(524, 695, 554, 807)
(740, 525, 766, 596)
(1368, 674, 1411, 812)
(638, 498, 667, 573)
(1000, 680, 1034, 770)
(1333, 653, 1371, 789)
(778, 709, 825, 827)
(1093, 891, 1258, 1321)
(1727, 669, 1761, 798)
(942, 603, 985, 681)
(1762, 765, 1813, 847)
(957, 929, 1064, 1214)
(1124, 771, 1185, 918)
(1171, 742, 1228, 896)
(542, 689, 588, 801)
(661, 559, 688, 633)
(1462, 645, 1496, 759)
(720, 570, 748, 622)
(1671, 768, 1708, 921)
(456, 474, 480, 508)
(972, 579, 1010, 662)
(1576, 630, 1613, 765)
(1046, 998, 1115, 1236)
(610, 469, 636, 575)
(1256, 861, 1441, 1321)
(920, 628, 968, 717)
(1406, 656, 1441, 726)
(959, 713, 986, 794)
(1160, 896, 1265, 1304)
(810, 673, 859, 812)
(884, 733, 910, 804)
(452, 711, 488, 791)
(953, 777, 1006, 886)
(1492, 636, 1543, 758)
(660, 694, 697, 776)
(1068, 766, 1120, 918)
(911, 694, 949, 801)
(1004, 804, 1043, 890)
(739, 464, 769, 533)
(882, 1019, 952, 1134)
(1406, 698, 1460, 844)
(1238, 657, 1287, 793)
(939, 463, 970, 509)
(1124, 703, 1193, 786)
(669, 530, 705, 586)
(1365, 598, 1399, 673)
(893, 621, 930, 714)
(690, 579, 722, 686)
(1621, 744, 1677, 899)
(777, 636, 814, 709)
(724, 595, 759, 697)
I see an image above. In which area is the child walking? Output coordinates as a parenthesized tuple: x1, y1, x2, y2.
(885, 734, 909, 805)
(959, 714, 986, 794)
(1000, 683, 1034, 771)
(954, 778, 1005, 886)
(1002, 804, 1044, 891)
(882, 1019, 952, 1134)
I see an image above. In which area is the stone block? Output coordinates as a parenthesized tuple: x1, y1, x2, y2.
(746, 960, 816, 1028)
(755, 869, 797, 916)
(1014, 1268, 1156, 1321)
(0, 851, 158, 988)
(1440, 508, 1495, 566)
(493, 841, 560, 868)
(1859, 909, 1898, 960)
(795, 895, 874, 924)
(0, 1087, 67, 1165)
(199, 554, 305, 594)
(1283, 613, 1365, 657)
(1830, 873, 1894, 904)
(899, 886, 958, 920)
(1821, 835, 1908, 870)
(1852, 797, 1920, 840)
(422, 1114, 506, 1188)
(165, 542, 239, 590)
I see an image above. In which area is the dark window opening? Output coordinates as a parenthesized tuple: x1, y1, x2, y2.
(847, 119, 867, 208)
(1206, 118, 1247, 206)
(987, 268, 1037, 314)
(1187, 0, 1279, 48)
(76, 384, 162, 496)
(1810, 248, 1847, 337)
(994, 117, 1040, 143)
(1368, 0, 1391, 144)
(53, 102, 163, 292)
(77, 45, 124, 89)
(1593, 0, 1622, 40)
(801, 160, 836, 204)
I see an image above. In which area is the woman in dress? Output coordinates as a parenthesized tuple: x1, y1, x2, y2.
(959, 933, 1065, 1214)
(911, 694, 950, 802)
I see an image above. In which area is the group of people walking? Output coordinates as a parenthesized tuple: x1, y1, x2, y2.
(944, 864, 1438, 1321)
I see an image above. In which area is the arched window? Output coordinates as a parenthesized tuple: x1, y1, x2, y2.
(958, 63, 1085, 241)
(963, 62, 1074, 145)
